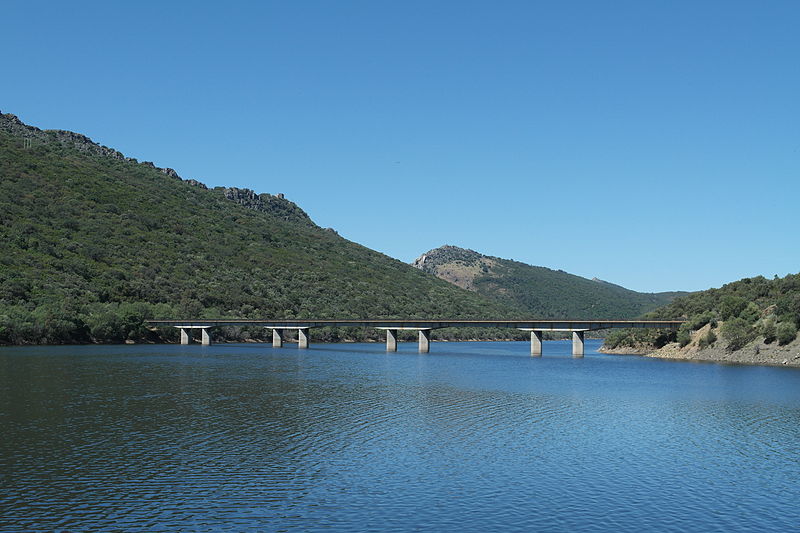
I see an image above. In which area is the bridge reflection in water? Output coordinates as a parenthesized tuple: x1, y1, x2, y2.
(145, 319, 682, 357)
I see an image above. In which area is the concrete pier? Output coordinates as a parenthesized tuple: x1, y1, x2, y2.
(386, 329, 398, 352)
(201, 328, 211, 346)
(530, 330, 543, 356)
(298, 328, 309, 349)
(272, 328, 284, 347)
(180, 328, 190, 345)
(572, 331, 585, 357)
(418, 329, 431, 353)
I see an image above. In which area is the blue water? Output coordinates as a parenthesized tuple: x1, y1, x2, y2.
(2, 340, 800, 531)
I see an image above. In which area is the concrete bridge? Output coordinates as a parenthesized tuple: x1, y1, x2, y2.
(145, 319, 682, 357)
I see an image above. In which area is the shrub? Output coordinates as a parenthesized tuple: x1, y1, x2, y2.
(604, 330, 628, 349)
(777, 322, 798, 346)
(721, 317, 756, 352)
(719, 296, 748, 320)
(698, 330, 717, 349)
(677, 326, 692, 348)
(760, 316, 777, 344)
(653, 330, 675, 348)
(739, 302, 761, 325)
(687, 311, 715, 331)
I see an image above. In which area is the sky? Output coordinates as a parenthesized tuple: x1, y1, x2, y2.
(2, 1, 798, 293)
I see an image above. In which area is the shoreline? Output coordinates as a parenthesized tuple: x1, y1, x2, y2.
(601, 325, 800, 368)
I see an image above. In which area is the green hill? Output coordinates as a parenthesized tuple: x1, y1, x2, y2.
(0, 111, 525, 345)
(412, 245, 685, 319)
(605, 273, 800, 357)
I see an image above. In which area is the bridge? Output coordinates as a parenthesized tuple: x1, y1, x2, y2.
(145, 319, 682, 357)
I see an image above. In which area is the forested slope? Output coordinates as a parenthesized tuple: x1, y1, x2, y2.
(0, 112, 523, 344)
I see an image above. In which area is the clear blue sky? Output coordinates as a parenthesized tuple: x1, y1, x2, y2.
(3, 1, 798, 292)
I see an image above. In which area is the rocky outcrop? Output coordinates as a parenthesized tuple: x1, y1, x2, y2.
(185, 179, 207, 189)
(222, 187, 314, 225)
(161, 167, 180, 179)
(223, 187, 263, 209)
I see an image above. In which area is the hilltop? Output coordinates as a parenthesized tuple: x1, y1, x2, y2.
(0, 111, 525, 344)
(412, 245, 685, 319)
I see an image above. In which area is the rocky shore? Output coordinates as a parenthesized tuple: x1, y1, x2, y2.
(601, 323, 800, 368)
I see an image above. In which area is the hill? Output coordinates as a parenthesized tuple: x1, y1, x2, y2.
(412, 245, 685, 319)
(0, 111, 525, 345)
(604, 273, 800, 365)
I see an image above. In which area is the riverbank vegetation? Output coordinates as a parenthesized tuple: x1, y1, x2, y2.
(605, 273, 800, 354)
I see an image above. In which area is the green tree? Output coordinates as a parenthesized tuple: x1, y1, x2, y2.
(719, 295, 747, 320)
(777, 322, 798, 346)
(721, 317, 756, 352)
(698, 329, 717, 349)
(760, 316, 777, 344)
(677, 324, 692, 348)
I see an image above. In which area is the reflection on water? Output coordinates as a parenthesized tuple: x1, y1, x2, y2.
(2, 340, 800, 531)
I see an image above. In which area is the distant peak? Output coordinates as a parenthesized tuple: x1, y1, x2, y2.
(412, 245, 485, 271)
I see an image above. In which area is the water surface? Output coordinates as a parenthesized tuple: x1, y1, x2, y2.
(2, 340, 800, 531)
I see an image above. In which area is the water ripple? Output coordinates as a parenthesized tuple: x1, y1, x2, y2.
(2, 342, 800, 531)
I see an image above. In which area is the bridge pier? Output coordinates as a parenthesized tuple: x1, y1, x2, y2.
(176, 326, 212, 345)
(264, 326, 310, 348)
(386, 329, 398, 352)
(572, 331, 585, 357)
(150, 320, 683, 354)
(418, 329, 431, 353)
(530, 330, 543, 356)
(272, 328, 284, 347)
(298, 328, 309, 349)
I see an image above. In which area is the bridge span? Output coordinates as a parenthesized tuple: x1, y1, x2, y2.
(145, 319, 682, 357)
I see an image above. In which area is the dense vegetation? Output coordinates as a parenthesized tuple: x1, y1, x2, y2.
(0, 113, 529, 345)
(605, 274, 800, 351)
(413, 245, 685, 319)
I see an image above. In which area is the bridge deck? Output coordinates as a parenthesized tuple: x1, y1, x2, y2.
(146, 319, 682, 331)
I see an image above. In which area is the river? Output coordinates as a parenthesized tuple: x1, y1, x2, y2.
(2, 340, 799, 531)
